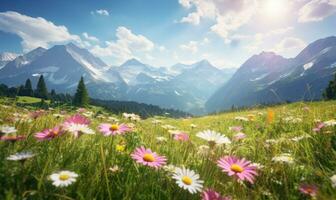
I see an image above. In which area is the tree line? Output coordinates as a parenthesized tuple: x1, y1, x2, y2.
(0, 76, 190, 118)
(0, 75, 89, 107)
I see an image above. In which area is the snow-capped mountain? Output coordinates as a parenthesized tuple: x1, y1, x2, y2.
(0, 43, 127, 99)
(0, 43, 235, 114)
(107, 58, 172, 86)
(0, 52, 18, 69)
(206, 36, 336, 112)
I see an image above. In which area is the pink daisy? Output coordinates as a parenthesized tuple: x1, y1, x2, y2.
(173, 132, 190, 141)
(64, 114, 90, 125)
(313, 122, 325, 132)
(229, 126, 243, 132)
(201, 189, 232, 200)
(299, 184, 318, 197)
(0, 135, 26, 142)
(98, 123, 131, 136)
(35, 126, 64, 140)
(30, 110, 45, 119)
(131, 146, 167, 168)
(217, 156, 258, 184)
(233, 132, 246, 141)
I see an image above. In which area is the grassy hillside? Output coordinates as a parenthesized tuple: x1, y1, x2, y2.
(0, 99, 335, 199)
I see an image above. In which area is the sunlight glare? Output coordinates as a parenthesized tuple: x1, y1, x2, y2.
(262, 0, 289, 19)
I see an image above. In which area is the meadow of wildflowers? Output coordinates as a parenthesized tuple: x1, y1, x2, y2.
(0, 98, 336, 199)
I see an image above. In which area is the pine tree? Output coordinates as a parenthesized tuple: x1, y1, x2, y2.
(73, 76, 89, 107)
(24, 79, 34, 96)
(323, 73, 336, 100)
(35, 75, 49, 99)
(18, 85, 25, 96)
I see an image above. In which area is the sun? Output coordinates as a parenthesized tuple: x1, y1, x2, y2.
(262, 0, 289, 19)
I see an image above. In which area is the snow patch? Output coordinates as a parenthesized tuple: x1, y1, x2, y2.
(327, 62, 336, 69)
(303, 62, 313, 70)
(38, 66, 59, 73)
(250, 73, 268, 81)
(47, 73, 68, 85)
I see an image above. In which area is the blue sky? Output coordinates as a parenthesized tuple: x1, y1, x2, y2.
(0, 0, 335, 68)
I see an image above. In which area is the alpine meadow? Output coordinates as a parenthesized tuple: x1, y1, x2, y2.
(0, 0, 336, 200)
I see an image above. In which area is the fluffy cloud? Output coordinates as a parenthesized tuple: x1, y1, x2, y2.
(298, 0, 336, 22)
(91, 26, 154, 65)
(274, 37, 306, 53)
(179, 38, 210, 54)
(0, 11, 80, 52)
(178, 0, 258, 41)
(91, 9, 109, 16)
(237, 27, 294, 52)
(82, 32, 99, 43)
(180, 41, 198, 54)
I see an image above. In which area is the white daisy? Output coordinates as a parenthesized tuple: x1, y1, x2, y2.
(272, 153, 294, 164)
(330, 175, 336, 188)
(7, 152, 35, 161)
(50, 170, 78, 187)
(0, 125, 17, 134)
(64, 123, 95, 138)
(122, 113, 141, 121)
(156, 136, 168, 143)
(161, 124, 176, 130)
(234, 116, 249, 122)
(190, 124, 197, 128)
(172, 167, 203, 194)
(197, 145, 210, 156)
(196, 130, 231, 146)
(324, 119, 336, 127)
(152, 119, 162, 124)
(163, 164, 178, 174)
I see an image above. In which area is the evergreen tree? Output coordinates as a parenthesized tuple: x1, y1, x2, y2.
(24, 79, 34, 96)
(35, 75, 49, 99)
(323, 73, 336, 100)
(18, 85, 25, 96)
(73, 76, 89, 107)
(50, 89, 56, 104)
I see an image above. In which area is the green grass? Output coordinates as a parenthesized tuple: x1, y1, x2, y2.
(16, 96, 50, 104)
(0, 99, 335, 199)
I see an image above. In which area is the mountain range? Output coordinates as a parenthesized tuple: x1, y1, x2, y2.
(0, 43, 235, 114)
(1, 36, 335, 114)
(206, 36, 336, 112)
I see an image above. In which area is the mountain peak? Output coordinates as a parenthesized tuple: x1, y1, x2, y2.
(196, 59, 212, 66)
(295, 35, 336, 63)
(121, 58, 144, 66)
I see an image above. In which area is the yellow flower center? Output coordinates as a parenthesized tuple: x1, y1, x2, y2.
(59, 173, 69, 181)
(230, 164, 244, 173)
(51, 130, 58, 136)
(182, 176, 193, 185)
(110, 124, 119, 131)
(143, 153, 155, 162)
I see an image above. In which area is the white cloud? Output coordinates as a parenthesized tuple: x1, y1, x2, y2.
(178, 0, 258, 41)
(181, 12, 201, 25)
(82, 32, 99, 43)
(91, 26, 154, 65)
(238, 27, 294, 52)
(180, 41, 198, 54)
(92, 9, 109, 16)
(179, 37, 210, 54)
(159, 45, 166, 52)
(274, 37, 306, 54)
(298, 0, 336, 22)
(0, 11, 80, 52)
